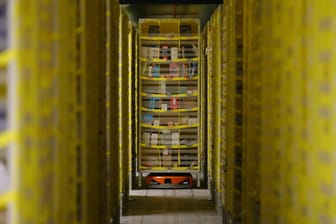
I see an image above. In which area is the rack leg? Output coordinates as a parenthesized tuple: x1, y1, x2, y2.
(197, 172, 200, 187)
(138, 172, 142, 188)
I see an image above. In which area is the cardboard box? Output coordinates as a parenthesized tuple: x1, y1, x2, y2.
(149, 98, 157, 109)
(172, 132, 180, 146)
(181, 46, 185, 58)
(171, 47, 178, 60)
(142, 132, 150, 145)
(181, 117, 188, 125)
(153, 65, 160, 77)
(161, 104, 168, 111)
(148, 65, 153, 77)
(153, 120, 160, 126)
(148, 47, 160, 59)
(142, 114, 153, 124)
(148, 47, 154, 59)
(159, 80, 166, 93)
(141, 47, 148, 58)
(152, 47, 160, 59)
(190, 62, 197, 78)
(169, 63, 178, 77)
(181, 63, 188, 77)
(151, 133, 158, 145)
(160, 133, 171, 145)
(188, 118, 198, 125)
(162, 154, 173, 167)
(187, 90, 193, 96)
(169, 97, 178, 110)
(161, 45, 169, 60)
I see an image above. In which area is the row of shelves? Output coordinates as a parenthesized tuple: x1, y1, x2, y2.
(141, 120, 198, 147)
(141, 98, 197, 109)
(141, 61, 198, 79)
(140, 147, 198, 169)
(141, 76, 198, 82)
(141, 45, 198, 60)
(141, 92, 198, 97)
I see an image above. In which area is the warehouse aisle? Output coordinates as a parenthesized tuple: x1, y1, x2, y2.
(121, 189, 222, 224)
(2, 0, 336, 223)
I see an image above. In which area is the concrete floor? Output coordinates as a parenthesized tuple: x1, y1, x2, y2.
(121, 189, 222, 224)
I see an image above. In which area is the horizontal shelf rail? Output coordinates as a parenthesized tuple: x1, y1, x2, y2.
(140, 143, 198, 149)
(141, 107, 198, 113)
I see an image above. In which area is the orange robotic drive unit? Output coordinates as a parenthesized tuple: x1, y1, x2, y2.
(146, 173, 193, 189)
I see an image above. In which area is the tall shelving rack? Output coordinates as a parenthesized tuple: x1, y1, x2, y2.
(138, 19, 202, 186)
(0, 1, 13, 222)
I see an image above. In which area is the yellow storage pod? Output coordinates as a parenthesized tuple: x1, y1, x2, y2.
(243, 0, 336, 223)
(14, 1, 78, 223)
(106, 0, 122, 223)
(242, 0, 261, 223)
(206, 2, 243, 222)
(0, 0, 122, 223)
(118, 7, 131, 214)
(0, 0, 15, 223)
(138, 19, 203, 186)
(205, 4, 224, 209)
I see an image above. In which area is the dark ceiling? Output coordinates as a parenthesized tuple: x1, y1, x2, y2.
(119, 1, 221, 28)
(119, 0, 222, 4)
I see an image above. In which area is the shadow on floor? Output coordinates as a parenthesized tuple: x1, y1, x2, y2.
(123, 194, 216, 216)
